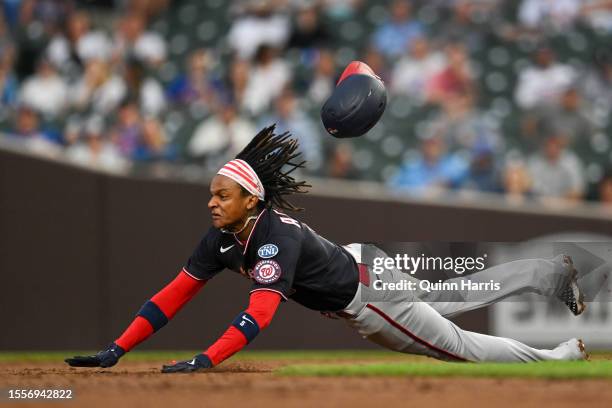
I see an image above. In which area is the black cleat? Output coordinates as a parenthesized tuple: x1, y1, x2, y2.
(557, 256, 586, 316)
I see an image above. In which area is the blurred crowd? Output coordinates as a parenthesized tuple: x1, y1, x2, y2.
(0, 0, 612, 207)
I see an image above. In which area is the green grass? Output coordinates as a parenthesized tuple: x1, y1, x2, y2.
(3, 351, 612, 379)
(277, 360, 612, 379)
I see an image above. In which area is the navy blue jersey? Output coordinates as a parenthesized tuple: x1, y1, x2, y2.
(184, 208, 359, 311)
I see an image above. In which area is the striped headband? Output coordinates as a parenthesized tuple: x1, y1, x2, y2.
(217, 159, 265, 201)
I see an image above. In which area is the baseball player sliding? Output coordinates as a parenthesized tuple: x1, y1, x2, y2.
(66, 126, 588, 372)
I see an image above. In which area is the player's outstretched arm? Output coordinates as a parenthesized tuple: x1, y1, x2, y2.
(161, 290, 281, 373)
(65, 268, 206, 368)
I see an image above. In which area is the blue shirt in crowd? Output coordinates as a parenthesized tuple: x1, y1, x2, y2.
(372, 20, 425, 58)
(389, 154, 469, 194)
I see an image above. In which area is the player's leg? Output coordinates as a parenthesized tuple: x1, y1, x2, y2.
(341, 285, 586, 363)
(340, 257, 587, 363)
(423, 255, 577, 318)
(344, 298, 586, 362)
(355, 244, 582, 318)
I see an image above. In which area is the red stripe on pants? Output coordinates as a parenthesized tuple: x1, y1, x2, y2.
(366, 304, 470, 362)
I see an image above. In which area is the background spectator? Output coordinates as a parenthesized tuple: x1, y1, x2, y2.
(434, 0, 497, 52)
(390, 36, 445, 103)
(521, 87, 597, 149)
(46, 10, 112, 78)
(114, 13, 167, 67)
(65, 116, 129, 172)
(528, 134, 585, 201)
(288, 4, 330, 50)
(581, 0, 612, 32)
(460, 142, 502, 193)
(519, 0, 581, 31)
(260, 88, 322, 173)
(167, 48, 217, 111)
(371, 0, 424, 59)
(306, 49, 336, 104)
(515, 47, 576, 110)
(18, 57, 68, 117)
(187, 102, 256, 170)
(580, 49, 612, 121)
(123, 59, 165, 117)
(502, 160, 532, 204)
(69, 59, 126, 116)
(427, 42, 474, 108)
(227, 0, 289, 60)
(326, 142, 361, 180)
(8, 105, 61, 154)
(242, 45, 291, 116)
(429, 91, 502, 151)
(111, 100, 142, 159)
(132, 117, 175, 162)
(389, 134, 469, 196)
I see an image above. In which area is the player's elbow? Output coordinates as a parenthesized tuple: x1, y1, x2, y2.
(247, 302, 278, 331)
(246, 290, 283, 331)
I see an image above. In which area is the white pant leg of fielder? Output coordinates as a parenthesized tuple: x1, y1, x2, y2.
(421, 255, 571, 318)
(342, 283, 583, 363)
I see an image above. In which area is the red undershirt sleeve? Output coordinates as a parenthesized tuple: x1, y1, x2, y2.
(115, 269, 207, 351)
(203, 290, 281, 366)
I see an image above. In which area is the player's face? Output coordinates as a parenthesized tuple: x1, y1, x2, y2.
(208, 175, 256, 229)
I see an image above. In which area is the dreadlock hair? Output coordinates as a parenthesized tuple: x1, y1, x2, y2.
(236, 124, 311, 212)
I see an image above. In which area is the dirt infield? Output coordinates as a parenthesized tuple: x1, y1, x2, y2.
(2, 360, 612, 408)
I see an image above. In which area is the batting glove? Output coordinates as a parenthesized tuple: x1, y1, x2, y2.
(161, 354, 212, 373)
(65, 343, 125, 368)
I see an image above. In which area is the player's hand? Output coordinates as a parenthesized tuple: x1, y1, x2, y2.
(161, 354, 212, 373)
(64, 343, 125, 368)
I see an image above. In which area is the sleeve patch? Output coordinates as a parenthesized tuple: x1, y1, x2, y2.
(257, 244, 279, 258)
(253, 259, 282, 284)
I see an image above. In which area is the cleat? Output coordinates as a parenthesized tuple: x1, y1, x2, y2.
(577, 339, 590, 361)
(558, 338, 589, 361)
(557, 256, 586, 316)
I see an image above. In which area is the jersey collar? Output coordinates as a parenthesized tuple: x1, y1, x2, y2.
(233, 209, 266, 255)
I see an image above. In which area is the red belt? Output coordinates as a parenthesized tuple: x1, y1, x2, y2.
(358, 263, 370, 287)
